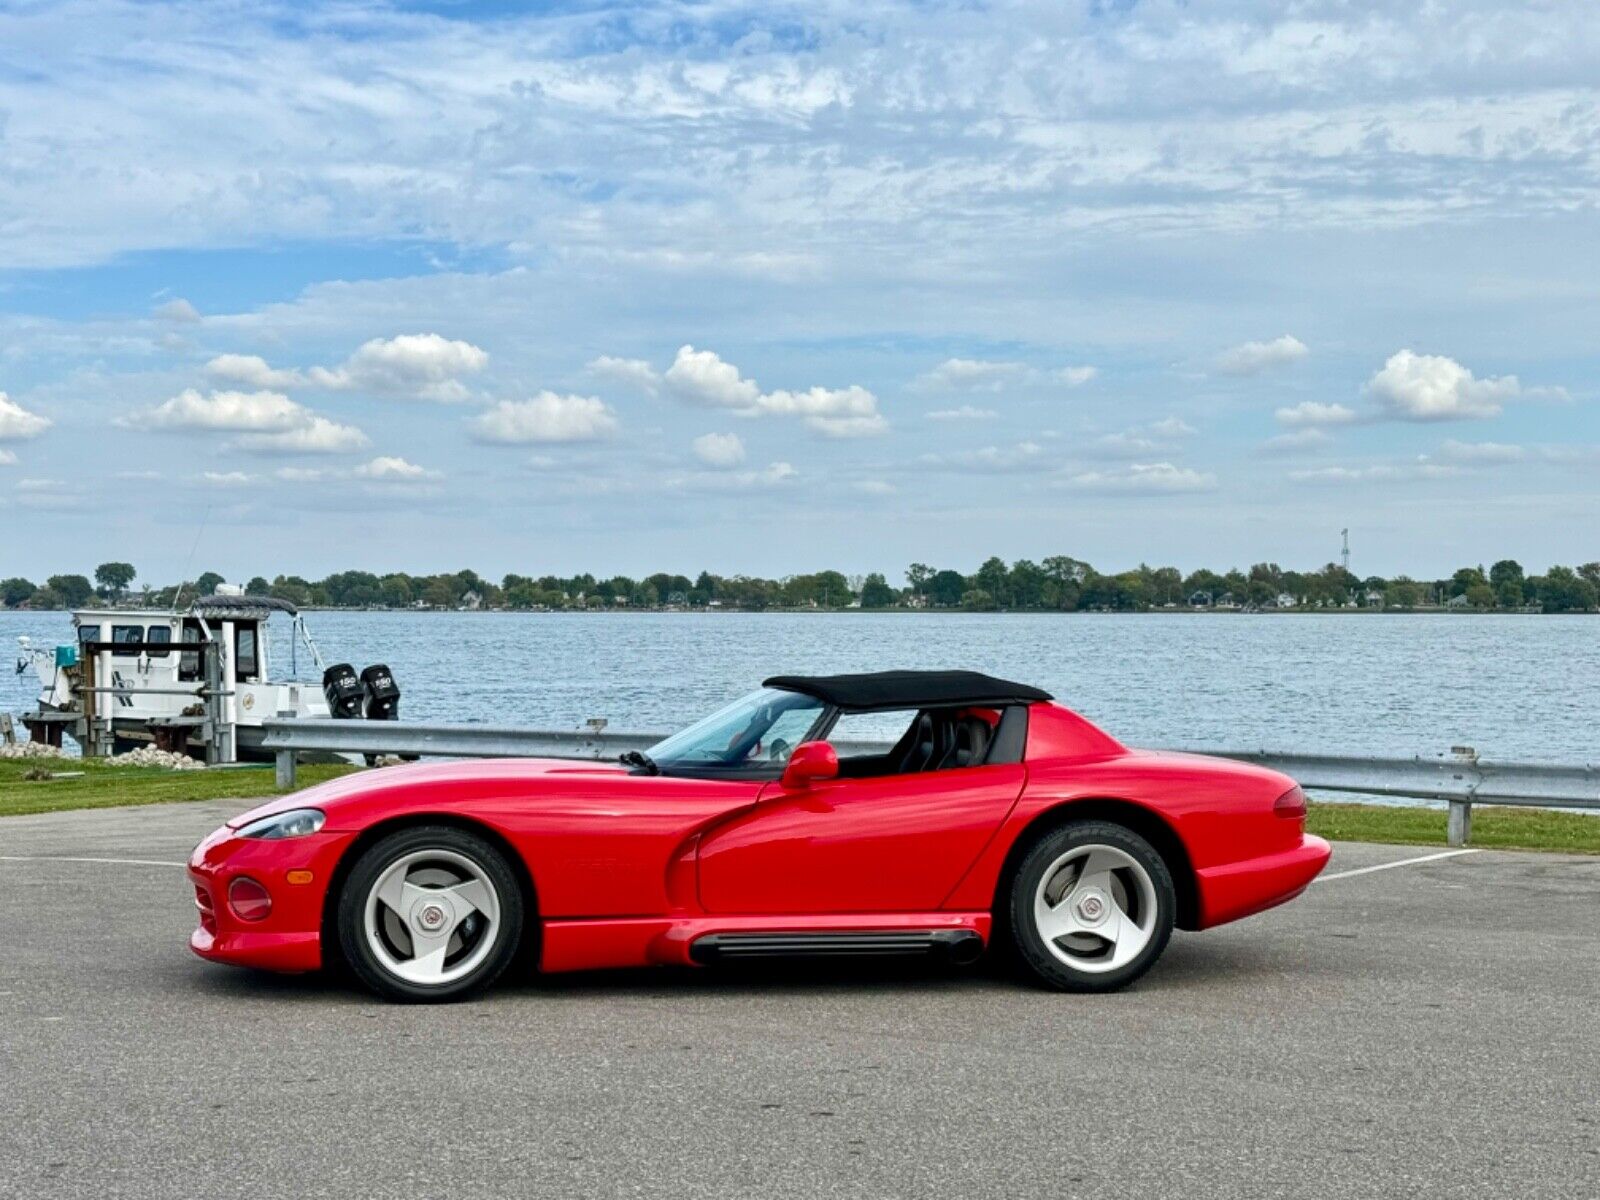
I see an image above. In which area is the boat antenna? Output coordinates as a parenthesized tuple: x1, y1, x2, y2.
(169, 505, 213, 614)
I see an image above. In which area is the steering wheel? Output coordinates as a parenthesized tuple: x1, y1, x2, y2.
(769, 738, 792, 763)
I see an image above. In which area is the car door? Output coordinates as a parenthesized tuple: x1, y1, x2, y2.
(696, 759, 1027, 914)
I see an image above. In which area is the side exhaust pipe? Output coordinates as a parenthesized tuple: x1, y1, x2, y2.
(935, 929, 985, 966)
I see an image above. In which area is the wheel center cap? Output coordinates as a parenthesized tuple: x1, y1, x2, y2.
(413, 900, 450, 935)
(1075, 890, 1108, 924)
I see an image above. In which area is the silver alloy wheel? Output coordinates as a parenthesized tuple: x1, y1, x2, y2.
(362, 848, 502, 987)
(1032, 843, 1157, 974)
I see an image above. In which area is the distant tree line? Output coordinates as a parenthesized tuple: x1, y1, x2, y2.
(3, 557, 1598, 613)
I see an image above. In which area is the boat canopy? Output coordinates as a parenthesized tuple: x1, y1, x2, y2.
(192, 594, 300, 618)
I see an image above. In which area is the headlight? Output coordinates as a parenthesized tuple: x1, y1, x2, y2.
(237, 808, 326, 840)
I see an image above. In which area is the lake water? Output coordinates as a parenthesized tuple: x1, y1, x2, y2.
(4, 610, 1596, 761)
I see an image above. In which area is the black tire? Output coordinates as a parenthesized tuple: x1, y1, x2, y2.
(1008, 820, 1175, 993)
(336, 825, 525, 1003)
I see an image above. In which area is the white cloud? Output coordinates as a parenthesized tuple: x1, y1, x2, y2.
(1147, 417, 1195, 438)
(691, 432, 746, 467)
(1275, 401, 1359, 428)
(926, 406, 998, 421)
(1262, 428, 1333, 453)
(1055, 366, 1098, 387)
(6, 2, 1600, 280)
(206, 354, 304, 390)
(312, 333, 488, 402)
(233, 416, 370, 455)
(133, 387, 367, 456)
(1216, 335, 1309, 376)
(668, 460, 798, 492)
(201, 471, 254, 487)
(812, 414, 889, 438)
(355, 455, 439, 481)
(274, 467, 327, 483)
(854, 480, 896, 495)
(663, 345, 762, 410)
(12, 477, 85, 511)
(1091, 417, 1196, 459)
(759, 386, 886, 437)
(587, 356, 661, 394)
(1092, 432, 1162, 458)
(1365, 350, 1521, 421)
(139, 389, 307, 432)
(1064, 463, 1218, 494)
(1289, 460, 1458, 484)
(0, 449, 17, 466)
(922, 441, 1047, 473)
(913, 358, 1028, 393)
(153, 298, 201, 323)
(204, 335, 487, 402)
(745, 461, 797, 487)
(0, 393, 52, 441)
(471, 393, 619, 444)
(1437, 439, 1527, 465)
(660, 345, 885, 435)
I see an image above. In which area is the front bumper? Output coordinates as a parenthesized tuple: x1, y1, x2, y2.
(187, 823, 356, 972)
(1195, 834, 1332, 928)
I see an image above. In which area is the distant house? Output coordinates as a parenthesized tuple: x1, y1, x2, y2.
(1363, 589, 1385, 608)
(459, 590, 483, 611)
(1446, 594, 1471, 609)
(1274, 592, 1299, 609)
(1187, 590, 1213, 608)
(1214, 592, 1239, 610)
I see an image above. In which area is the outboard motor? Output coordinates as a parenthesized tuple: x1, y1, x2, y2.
(360, 664, 414, 762)
(360, 664, 401, 721)
(322, 663, 366, 720)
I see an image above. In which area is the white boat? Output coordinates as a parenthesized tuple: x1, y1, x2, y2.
(17, 590, 385, 762)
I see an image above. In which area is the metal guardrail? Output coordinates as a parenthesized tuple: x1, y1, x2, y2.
(261, 719, 1600, 847)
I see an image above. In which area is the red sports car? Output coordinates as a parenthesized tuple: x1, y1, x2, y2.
(189, 670, 1330, 1001)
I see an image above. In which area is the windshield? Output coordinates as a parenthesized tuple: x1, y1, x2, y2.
(647, 688, 828, 775)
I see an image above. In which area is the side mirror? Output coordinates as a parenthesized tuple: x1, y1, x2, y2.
(780, 740, 839, 790)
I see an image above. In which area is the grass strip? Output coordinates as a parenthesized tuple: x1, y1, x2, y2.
(0, 757, 357, 818)
(1306, 800, 1600, 854)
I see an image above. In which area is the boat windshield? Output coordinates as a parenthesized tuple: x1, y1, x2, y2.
(647, 688, 828, 776)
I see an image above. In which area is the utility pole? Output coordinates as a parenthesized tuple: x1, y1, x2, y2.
(1341, 528, 1350, 575)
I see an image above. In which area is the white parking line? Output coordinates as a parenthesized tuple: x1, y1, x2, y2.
(1316, 848, 1480, 883)
(0, 854, 186, 868)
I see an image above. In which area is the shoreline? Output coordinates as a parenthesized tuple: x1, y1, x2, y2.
(1, 605, 1577, 617)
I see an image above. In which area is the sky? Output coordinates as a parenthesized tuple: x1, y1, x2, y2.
(2, 0, 1599, 586)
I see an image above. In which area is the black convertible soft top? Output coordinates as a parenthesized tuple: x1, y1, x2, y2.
(763, 669, 1051, 712)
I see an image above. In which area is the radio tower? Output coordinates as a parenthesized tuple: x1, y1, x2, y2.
(1340, 528, 1351, 575)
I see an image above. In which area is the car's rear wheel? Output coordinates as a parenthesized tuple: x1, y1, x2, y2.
(336, 825, 524, 1003)
(1009, 820, 1175, 992)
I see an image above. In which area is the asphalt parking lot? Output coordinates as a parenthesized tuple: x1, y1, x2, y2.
(2, 801, 1597, 1199)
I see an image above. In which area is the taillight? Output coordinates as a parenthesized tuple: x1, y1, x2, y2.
(1273, 785, 1308, 819)
(228, 876, 273, 922)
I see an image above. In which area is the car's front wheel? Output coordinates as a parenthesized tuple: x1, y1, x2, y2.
(1009, 820, 1175, 992)
(336, 825, 524, 1003)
